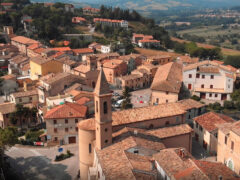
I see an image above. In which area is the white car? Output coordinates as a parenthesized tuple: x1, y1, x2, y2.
(114, 99, 124, 108)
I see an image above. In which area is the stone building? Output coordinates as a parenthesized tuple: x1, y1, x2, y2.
(45, 102, 87, 144)
(183, 60, 236, 102)
(217, 120, 240, 175)
(193, 112, 235, 154)
(151, 62, 183, 105)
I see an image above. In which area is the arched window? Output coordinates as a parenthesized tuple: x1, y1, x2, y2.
(104, 102, 108, 114)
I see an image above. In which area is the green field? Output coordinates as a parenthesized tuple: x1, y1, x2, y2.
(177, 25, 240, 50)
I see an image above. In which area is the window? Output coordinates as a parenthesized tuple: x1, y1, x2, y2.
(54, 137, 58, 141)
(105, 139, 108, 143)
(166, 99, 168, 103)
(19, 98, 22, 102)
(189, 74, 192, 78)
(209, 93, 212, 97)
(211, 75, 214, 79)
(103, 102, 108, 114)
(75, 119, 78, 123)
(65, 119, 68, 124)
(215, 133, 218, 138)
(65, 128, 68, 132)
(231, 141, 234, 150)
(196, 73, 200, 78)
(75, 127, 78, 132)
(29, 97, 32, 101)
(165, 121, 170, 126)
(196, 123, 199, 128)
(202, 75, 205, 79)
(54, 128, 57, 133)
(215, 94, 218, 97)
(96, 101, 98, 113)
(89, 144, 92, 153)
(156, 98, 159, 104)
(149, 124, 154, 129)
(201, 84, 204, 88)
(210, 85, 213, 89)
(105, 128, 108, 132)
(176, 117, 180, 123)
(53, 120, 57, 124)
(199, 126, 203, 132)
(166, 91, 169, 95)
(225, 136, 228, 144)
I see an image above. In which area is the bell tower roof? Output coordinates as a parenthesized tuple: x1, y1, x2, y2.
(94, 67, 111, 95)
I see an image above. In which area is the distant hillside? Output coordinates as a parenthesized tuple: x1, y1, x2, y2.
(31, 0, 240, 11)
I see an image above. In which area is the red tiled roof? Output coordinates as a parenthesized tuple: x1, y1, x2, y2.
(44, 102, 88, 119)
(72, 17, 86, 23)
(33, 48, 45, 54)
(72, 48, 93, 55)
(139, 39, 160, 43)
(194, 112, 235, 132)
(1, 3, 13, 6)
(27, 43, 40, 50)
(11, 36, 39, 45)
(76, 97, 91, 105)
(50, 47, 71, 52)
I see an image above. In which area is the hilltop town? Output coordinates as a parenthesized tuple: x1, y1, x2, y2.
(0, 1, 240, 180)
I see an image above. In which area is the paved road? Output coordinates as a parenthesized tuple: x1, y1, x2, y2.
(5, 144, 79, 180)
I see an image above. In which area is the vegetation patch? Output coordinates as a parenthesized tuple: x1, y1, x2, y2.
(55, 150, 74, 162)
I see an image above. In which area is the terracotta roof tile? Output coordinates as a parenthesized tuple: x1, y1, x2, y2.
(151, 62, 182, 93)
(33, 48, 45, 54)
(178, 99, 205, 110)
(44, 102, 87, 119)
(198, 66, 220, 74)
(11, 36, 39, 45)
(74, 64, 90, 73)
(194, 112, 235, 132)
(76, 97, 91, 105)
(94, 68, 111, 95)
(12, 89, 38, 98)
(50, 47, 71, 52)
(78, 102, 186, 131)
(30, 55, 52, 65)
(72, 48, 93, 55)
(147, 124, 193, 139)
(96, 135, 164, 180)
(194, 160, 240, 180)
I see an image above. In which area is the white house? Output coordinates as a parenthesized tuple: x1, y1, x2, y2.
(101, 45, 111, 54)
(183, 60, 236, 102)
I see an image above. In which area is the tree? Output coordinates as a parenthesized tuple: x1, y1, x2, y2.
(224, 55, 240, 68)
(231, 90, 240, 101)
(121, 87, 133, 110)
(0, 127, 18, 150)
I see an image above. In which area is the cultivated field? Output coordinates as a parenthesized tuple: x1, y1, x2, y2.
(135, 47, 182, 58)
(171, 37, 240, 56)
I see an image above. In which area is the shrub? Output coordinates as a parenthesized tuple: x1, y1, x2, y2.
(191, 95, 201, 101)
(25, 130, 44, 143)
(235, 101, 240, 110)
(223, 101, 235, 109)
(210, 102, 223, 111)
(55, 150, 74, 161)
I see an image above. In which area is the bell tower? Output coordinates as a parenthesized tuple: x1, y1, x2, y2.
(94, 67, 112, 150)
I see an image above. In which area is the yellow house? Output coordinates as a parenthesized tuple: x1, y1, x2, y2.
(30, 55, 63, 80)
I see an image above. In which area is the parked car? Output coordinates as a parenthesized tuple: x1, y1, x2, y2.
(114, 99, 124, 108)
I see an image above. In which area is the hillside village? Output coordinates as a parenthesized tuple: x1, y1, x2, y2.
(0, 1, 240, 180)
